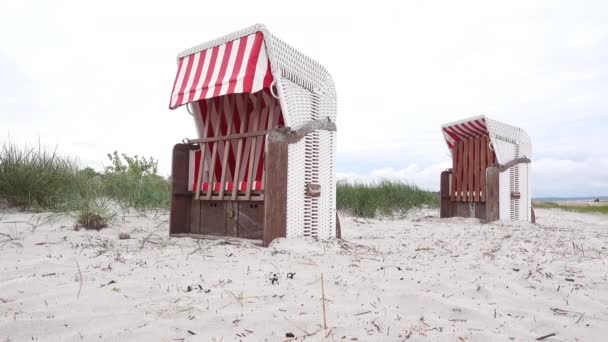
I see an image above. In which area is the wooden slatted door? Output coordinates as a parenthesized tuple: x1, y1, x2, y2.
(450, 135, 496, 202)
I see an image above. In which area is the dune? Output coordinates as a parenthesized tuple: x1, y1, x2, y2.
(0, 208, 606, 341)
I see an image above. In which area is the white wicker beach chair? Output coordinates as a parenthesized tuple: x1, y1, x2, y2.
(439, 115, 533, 222)
(168, 24, 339, 245)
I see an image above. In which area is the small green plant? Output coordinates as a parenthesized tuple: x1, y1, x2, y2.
(336, 179, 439, 218)
(102, 151, 170, 210)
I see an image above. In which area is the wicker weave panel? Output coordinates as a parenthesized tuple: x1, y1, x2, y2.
(485, 117, 533, 222)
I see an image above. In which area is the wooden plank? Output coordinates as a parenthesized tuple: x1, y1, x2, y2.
(169, 144, 193, 234)
(190, 200, 201, 234)
(218, 106, 235, 200)
(440, 170, 452, 218)
(480, 135, 487, 202)
(263, 131, 288, 246)
(245, 101, 261, 200)
(485, 166, 500, 222)
(450, 145, 457, 201)
(464, 140, 468, 200)
(200, 201, 226, 236)
(237, 202, 264, 240)
(468, 137, 474, 202)
(474, 136, 480, 202)
(231, 101, 249, 201)
(205, 111, 222, 200)
(456, 141, 463, 201)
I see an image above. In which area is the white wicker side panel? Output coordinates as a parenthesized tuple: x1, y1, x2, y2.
(267, 32, 337, 239)
(318, 130, 336, 239)
(487, 118, 533, 222)
(281, 78, 311, 237)
(496, 141, 515, 221)
(518, 162, 530, 221)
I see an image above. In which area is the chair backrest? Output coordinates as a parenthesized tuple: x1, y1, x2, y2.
(188, 90, 284, 192)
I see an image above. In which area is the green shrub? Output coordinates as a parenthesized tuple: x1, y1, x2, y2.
(101, 151, 170, 210)
(337, 179, 439, 218)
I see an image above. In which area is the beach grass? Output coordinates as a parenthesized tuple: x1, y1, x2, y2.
(3, 142, 440, 220)
(337, 179, 439, 218)
(0, 141, 81, 210)
(0, 142, 170, 223)
(533, 201, 608, 215)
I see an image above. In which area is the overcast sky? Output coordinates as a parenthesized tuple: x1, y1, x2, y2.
(1, 0, 606, 197)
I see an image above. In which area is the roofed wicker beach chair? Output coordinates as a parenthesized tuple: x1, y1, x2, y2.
(168, 24, 339, 246)
(439, 115, 534, 223)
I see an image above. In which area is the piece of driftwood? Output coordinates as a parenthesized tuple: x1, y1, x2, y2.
(287, 118, 336, 144)
(497, 157, 531, 172)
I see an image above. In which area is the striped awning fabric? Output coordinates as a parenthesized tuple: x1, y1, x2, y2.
(169, 31, 273, 110)
(442, 116, 488, 149)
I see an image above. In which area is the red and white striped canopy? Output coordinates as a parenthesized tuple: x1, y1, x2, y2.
(442, 116, 489, 149)
(169, 31, 273, 110)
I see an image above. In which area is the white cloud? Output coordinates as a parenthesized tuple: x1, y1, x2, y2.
(532, 157, 608, 197)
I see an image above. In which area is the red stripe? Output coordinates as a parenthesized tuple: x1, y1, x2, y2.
(174, 55, 194, 108)
(199, 46, 220, 100)
(243, 32, 264, 93)
(213, 41, 234, 97)
(169, 58, 185, 109)
(472, 119, 487, 133)
(227, 36, 248, 93)
(456, 123, 476, 137)
(443, 127, 460, 142)
(263, 60, 273, 88)
(449, 125, 467, 139)
(447, 141, 454, 149)
(187, 50, 207, 103)
(463, 121, 484, 135)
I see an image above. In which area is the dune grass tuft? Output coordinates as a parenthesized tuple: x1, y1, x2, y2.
(337, 179, 439, 218)
(0, 141, 81, 210)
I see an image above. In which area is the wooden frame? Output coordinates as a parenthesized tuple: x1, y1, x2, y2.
(170, 120, 338, 246)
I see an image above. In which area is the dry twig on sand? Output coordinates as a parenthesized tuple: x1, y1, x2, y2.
(536, 332, 556, 340)
(0, 232, 23, 248)
(321, 272, 328, 330)
(76, 259, 83, 298)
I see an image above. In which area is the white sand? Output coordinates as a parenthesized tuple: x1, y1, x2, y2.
(1, 208, 607, 341)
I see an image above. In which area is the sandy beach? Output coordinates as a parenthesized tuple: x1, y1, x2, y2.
(1, 208, 607, 341)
